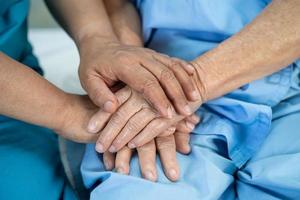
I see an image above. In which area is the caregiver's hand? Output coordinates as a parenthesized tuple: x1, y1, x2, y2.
(78, 35, 199, 117)
(53, 94, 101, 143)
(102, 117, 199, 182)
(46, 0, 198, 117)
(0, 53, 102, 143)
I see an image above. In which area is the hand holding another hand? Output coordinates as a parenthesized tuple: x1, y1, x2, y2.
(78, 36, 200, 118)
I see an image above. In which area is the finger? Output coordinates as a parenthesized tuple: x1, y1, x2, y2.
(128, 117, 172, 149)
(174, 131, 191, 154)
(176, 119, 195, 133)
(156, 135, 179, 181)
(173, 58, 195, 76)
(115, 146, 132, 175)
(116, 65, 174, 118)
(153, 55, 200, 101)
(137, 140, 157, 182)
(82, 75, 118, 113)
(185, 114, 201, 124)
(87, 87, 132, 133)
(141, 58, 192, 116)
(169, 60, 200, 102)
(103, 151, 115, 170)
(158, 126, 176, 137)
(110, 108, 157, 152)
(155, 54, 195, 75)
(96, 95, 141, 153)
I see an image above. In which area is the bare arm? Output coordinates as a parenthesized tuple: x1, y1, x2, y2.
(44, 0, 118, 45)
(0, 53, 99, 142)
(104, 0, 143, 46)
(129, 0, 300, 147)
(45, 0, 199, 117)
(193, 0, 300, 102)
(0, 53, 69, 130)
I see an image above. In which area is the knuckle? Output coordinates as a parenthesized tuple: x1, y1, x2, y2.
(142, 79, 159, 94)
(91, 88, 103, 103)
(159, 131, 172, 137)
(110, 111, 125, 125)
(148, 124, 160, 135)
(169, 59, 181, 69)
(156, 137, 175, 151)
(115, 51, 135, 64)
(160, 68, 176, 82)
(126, 120, 140, 132)
(142, 107, 157, 117)
(138, 141, 155, 153)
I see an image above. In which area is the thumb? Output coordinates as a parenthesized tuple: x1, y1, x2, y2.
(83, 76, 118, 113)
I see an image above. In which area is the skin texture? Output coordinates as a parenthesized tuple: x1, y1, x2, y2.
(96, 0, 300, 181)
(102, 115, 200, 182)
(0, 53, 100, 143)
(98, 0, 200, 181)
(45, 0, 200, 118)
(102, 0, 300, 150)
(0, 0, 299, 183)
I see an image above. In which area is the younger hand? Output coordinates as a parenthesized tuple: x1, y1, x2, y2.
(78, 36, 200, 117)
(54, 94, 101, 143)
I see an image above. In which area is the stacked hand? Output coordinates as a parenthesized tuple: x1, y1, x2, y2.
(70, 1, 207, 178)
(80, 86, 200, 181)
(72, 2, 203, 182)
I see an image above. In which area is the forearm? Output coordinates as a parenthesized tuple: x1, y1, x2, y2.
(192, 0, 300, 102)
(105, 0, 202, 114)
(0, 53, 69, 130)
(104, 0, 143, 46)
(45, 0, 118, 46)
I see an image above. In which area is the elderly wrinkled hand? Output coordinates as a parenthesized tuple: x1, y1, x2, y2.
(85, 86, 200, 154)
(102, 115, 200, 182)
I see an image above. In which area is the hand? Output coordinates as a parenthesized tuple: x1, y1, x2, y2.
(86, 86, 198, 153)
(78, 35, 200, 118)
(102, 116, 200, 182)
(54, 94, 101, 143)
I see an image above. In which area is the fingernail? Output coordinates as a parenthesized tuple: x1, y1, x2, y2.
(116, 167, 125, 174)
(186, 121, 195, 130)
(168, 126, 176, 132)
(168, 169, 178, 180)
(191, 115, 200, 124)
(128, 142, 136, 149)
(103, 101, 114, 112)
(184, 105, 192, 115)
(145, 171, 155, 181)
(96, 143, 105, 153)
(87, 120, 98, 133)
(167, 106, 174, 119)
(184, 145, 191, 154)
(186, 64, 195, 74)
(191, 90, 201, 101)
(109, 145, 117, 153)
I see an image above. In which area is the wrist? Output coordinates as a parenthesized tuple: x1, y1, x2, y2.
(118, 31, 143, 46)
(75, 23, 119, 50)
(190, 58, 210, 104)
(50, 92, 75, 133)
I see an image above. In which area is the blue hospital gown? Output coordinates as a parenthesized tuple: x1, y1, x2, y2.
(81, 1, 300, 199)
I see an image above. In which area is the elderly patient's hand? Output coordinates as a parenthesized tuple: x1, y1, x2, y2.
(78, 35, 200, 118)
(102, 115, 200, 182)
(86, 86, 198, 154)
